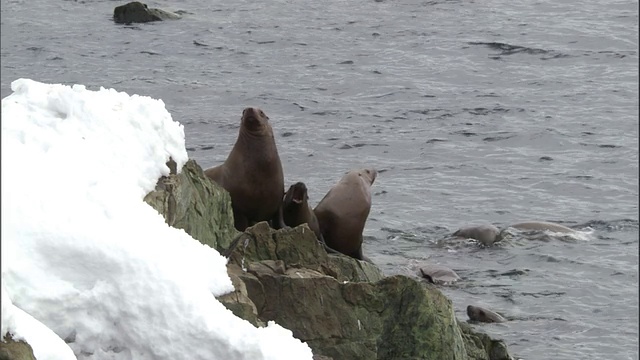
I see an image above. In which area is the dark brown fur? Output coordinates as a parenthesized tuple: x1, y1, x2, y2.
(204, 107, 285, 231)
(283, 182, 322, 238)
(283, 182, 338, 254)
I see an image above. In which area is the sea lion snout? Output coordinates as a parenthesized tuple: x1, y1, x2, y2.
(241, 107, 268, 131)
(285, 182, 307, 204)
(467, 305, 506, 323)
(360, 168, 377, 185)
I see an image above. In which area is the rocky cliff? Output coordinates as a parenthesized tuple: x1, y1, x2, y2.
(144, 159, 513, 360)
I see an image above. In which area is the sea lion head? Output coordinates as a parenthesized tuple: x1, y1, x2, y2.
(453, 224, 501, 246)
(358, 168, 377, 185)
(467, 305, 492, 322)
(240, 107, 270, 135)
(284, 182, 308, 206)
(466, 305, 504, 323)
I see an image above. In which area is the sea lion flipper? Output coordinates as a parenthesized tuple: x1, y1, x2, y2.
(271, 203, 287, 230)
(318, 233, 341, 255)
(277, 203, 287, 229)
(232, 206, 249, 232)
(355, 245, 374, 264)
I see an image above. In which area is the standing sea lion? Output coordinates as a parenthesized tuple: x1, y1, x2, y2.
(467, 305, 506, 323)
(313, 168, 377, 261)
(204, 107, 286, 231)
(282, 182, 339, 254)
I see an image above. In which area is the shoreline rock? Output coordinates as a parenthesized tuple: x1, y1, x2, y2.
(113, 2, 181, 24)
(145, 159, 514, 360)
(2, 158, 514, 360)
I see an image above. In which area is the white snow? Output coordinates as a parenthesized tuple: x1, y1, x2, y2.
(1, 79, 313, 360)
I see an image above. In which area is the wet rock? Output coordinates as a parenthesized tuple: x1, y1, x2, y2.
(143, 159, 239, 251)
(113, 1, 181, 24)
(459, 322, 513, 360)
(149, 158, 514, 360)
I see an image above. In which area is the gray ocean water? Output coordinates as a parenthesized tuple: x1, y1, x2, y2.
(2, 0, 638, 359)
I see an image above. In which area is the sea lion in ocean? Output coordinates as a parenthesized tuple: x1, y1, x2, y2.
(204, 107, 286, 232)
(419, 264, 461, 285)
(452, 224, 502, 246)
(509, 221, 575, 233)
(313, 168, 377, 261)
(282, 182, 339, 254)
(467, 305, 506, 323)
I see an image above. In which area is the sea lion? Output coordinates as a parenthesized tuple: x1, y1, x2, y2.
(282, 182, 338, 254)
(204, 107, 286, 232)
(452, 224, 502, 246)
(467, 305, 506, 323)
(419, 264, 461, 285)
(313, 168, 377, 261)
(509, 221, 575, 233)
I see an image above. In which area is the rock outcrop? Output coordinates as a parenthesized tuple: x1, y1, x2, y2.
(144, 159, 239, 251)
(145, 159, 514, 360)
(0, 334, 36, 360)
(113, 2, 181, 24)
(2, 158, 513, 359)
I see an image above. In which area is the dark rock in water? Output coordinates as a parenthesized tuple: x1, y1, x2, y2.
(0, 333, 36, 360)
(458, 322, 512, 360)
(419, 264, 461, 284)
(114, 2, 159, 24)
(148, 158, 514, 360)
(113, 2, 181, 24)
(467, 305, 507, 324)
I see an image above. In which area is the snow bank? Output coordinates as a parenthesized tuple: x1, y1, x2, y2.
(1, 79, 313, 360)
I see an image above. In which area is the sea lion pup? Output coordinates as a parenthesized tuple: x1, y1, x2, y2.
(452, 224, 502, 246)
(282, 182, 339, 254)
(509, 221, 575, 233)
(204, 107, 286, 231)
(467, 305, 506, 323)
(313, 168, 377, 261)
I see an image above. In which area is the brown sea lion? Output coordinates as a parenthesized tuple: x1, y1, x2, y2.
(282, 182, 339, 254)
(313, 168, 377, 261)
(204, 107, 286, 231)
(467, 305, 506, 323)
(419, 264, 461, 285)
(452, 224, 502, 246)
(509, 221, 575, 233)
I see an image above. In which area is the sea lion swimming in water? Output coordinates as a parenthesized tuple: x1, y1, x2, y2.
(467, 305, 506, 323)
(453, 221, 578, 244)
(452, 224, 502, 246)
(419, 264, 461, 285)
(314, 168, 377, 261)
(204, 107, 286, 231)
(508, 221, 575, 233)
(282, 182, 339, 254)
